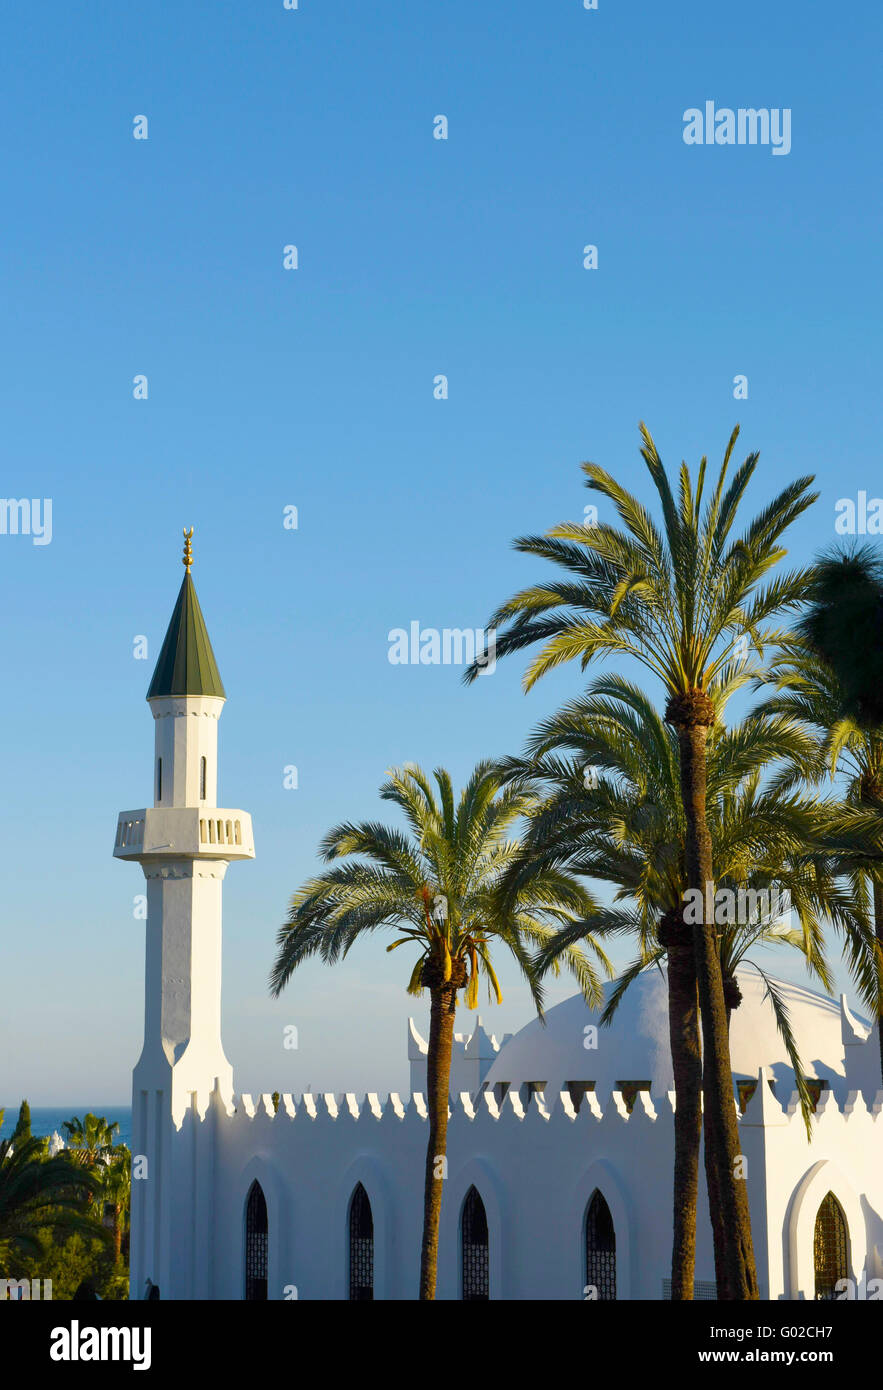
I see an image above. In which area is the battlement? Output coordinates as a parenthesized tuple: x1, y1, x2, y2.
(176, 1071, 883, 1132)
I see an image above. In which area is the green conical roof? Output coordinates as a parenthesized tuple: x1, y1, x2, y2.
(147, 571, 226, 700)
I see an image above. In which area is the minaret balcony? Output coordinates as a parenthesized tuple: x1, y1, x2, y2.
(113, 807, 255, 861)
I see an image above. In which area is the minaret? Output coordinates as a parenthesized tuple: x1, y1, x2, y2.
(115, 530, 254, 1297)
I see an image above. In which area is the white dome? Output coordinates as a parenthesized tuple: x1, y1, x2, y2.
(482, 966, 867, 1102)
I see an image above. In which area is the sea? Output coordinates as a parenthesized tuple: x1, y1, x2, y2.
(0, 1106, 132, 1148)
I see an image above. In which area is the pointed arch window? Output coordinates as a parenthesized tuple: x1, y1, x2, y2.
(200, 756, 207, 801)
(348, 1183, 374, 1300)
(814, 1191, 849, 1300)
(585, 1189, 616, 1300)
(156, 758, 162, 802)
(461, 1185, 489, 1300)
(244, 1181, 268, 1301)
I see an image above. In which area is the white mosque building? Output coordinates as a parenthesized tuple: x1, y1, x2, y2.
(114, 542, 883, 1301)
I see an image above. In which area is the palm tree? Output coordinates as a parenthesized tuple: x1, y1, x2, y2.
(0, 1116, 106, 1275)
(269, 761, 609, 1300)
(61, 1115, 121, 1197)
(99, 1149, 132, 1263)
(788, 547, 883, 1064)
(754, 643, 883, 1080)
(468, 425, 818, 1297)
(796, 545, 883, 727)
(497, 674, 860, 1297)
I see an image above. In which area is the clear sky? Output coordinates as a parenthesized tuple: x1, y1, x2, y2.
(1, 0, 881, 1104)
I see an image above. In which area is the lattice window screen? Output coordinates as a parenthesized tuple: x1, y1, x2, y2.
(585, 1190, 616, 1301)
(349, 1183, 374, 1301)
(814, 1191, 849, 1301)
(461, 1186, 489, 1300)
(244, 1181, 268, 1301)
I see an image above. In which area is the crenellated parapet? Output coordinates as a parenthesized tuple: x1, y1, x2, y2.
(173, 1068, 883, 1134)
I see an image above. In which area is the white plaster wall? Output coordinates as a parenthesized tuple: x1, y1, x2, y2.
(155, 1081, 883, 1302)
(755, 1091, 883, 1300)
(150, 696, 224, 808)
(164, 1088, 733, 1301)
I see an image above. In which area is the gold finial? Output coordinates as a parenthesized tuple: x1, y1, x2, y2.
(182, 527, 194, 570)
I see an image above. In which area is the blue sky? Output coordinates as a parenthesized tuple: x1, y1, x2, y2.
(1, 0, 881, 1104)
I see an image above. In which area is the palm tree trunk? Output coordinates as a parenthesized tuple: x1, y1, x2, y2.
(873, 880, 883, 1087)
(702, 1100, 725, 1292)
(671, 699, 758, 1300)
(419, 971, 460, 1300)
(664, 913, 702, 1300)
(702, 995, 739, 1296)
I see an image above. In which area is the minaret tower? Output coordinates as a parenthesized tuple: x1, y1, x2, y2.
(115, 530, 254, 1297)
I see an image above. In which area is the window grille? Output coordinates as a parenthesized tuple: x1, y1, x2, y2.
(585, 1190, 616, 1300)
(244, 1181, 268, 1301)
(349, 1183, 374, 1300)
(814, 1192, 849, 1300)
(461, 1186, 489, 1300)
(662, 1279, 717, 1299)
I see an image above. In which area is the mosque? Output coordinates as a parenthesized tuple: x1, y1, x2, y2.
(114, 539, 883, 1300)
